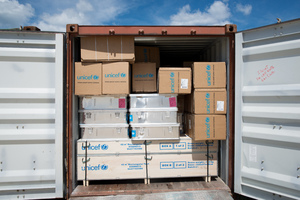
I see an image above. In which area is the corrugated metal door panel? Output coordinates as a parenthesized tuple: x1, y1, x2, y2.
(235, 19, 300, 200)
(0, 32, 63, 199)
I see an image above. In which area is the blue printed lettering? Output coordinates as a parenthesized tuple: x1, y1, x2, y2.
(206, 65, 211, 86)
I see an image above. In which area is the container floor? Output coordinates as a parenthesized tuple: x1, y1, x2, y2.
(71, 177, 231, 198)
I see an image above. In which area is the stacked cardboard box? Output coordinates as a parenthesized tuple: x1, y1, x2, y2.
(132, 62, 157, 93)
(76, 35, 134, 95)
(186, 62, 227, 141)
(135, 46, 160, 68)
(77, 137, 218, 181)
(76, 36, 134, 140)
(158, 68, 192, 94)
(81, 36, 135, 63)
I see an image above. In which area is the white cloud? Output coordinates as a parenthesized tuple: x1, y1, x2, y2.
(76, 0, 93, 12)
(170, 1, 231, 25)
(0, 0, 34, 28)
(236, 3, 252, 15)
(35, 8, 89, 32)
(35, 0, 127, 31)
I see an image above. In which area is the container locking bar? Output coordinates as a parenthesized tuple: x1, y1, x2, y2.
(205, 140, 211, 182)
(144, 140, 150, 184)
(82, 141, 90, 186)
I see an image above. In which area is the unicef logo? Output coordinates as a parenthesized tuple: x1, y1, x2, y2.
(93, 75, 99, 80)
(149, 73, 154, 78)
(101, 164, 108, 170)
(205, 93, 210, 98)
(170, 72, 175, 77)
(101, 144, 108, 150)
(205, 117, 210, 122)
(121, 73, 126, 78)
(206, 65, 211, 70)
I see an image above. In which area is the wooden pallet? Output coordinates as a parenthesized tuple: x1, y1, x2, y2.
(72, 177, 229, 197)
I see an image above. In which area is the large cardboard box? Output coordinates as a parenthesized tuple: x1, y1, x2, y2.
(102, 62, 129, 95)
(188, 89, 227, 114)
(77, 155, 146, 180)
(187, 114, 226, 140)
(135, 46, 160, 68)
(192, 62, 226, 88)
(75, 62, 102, 95)
(77, 139, 145, 155)
(132, 62, 157, 92)
(148, 153, 218, 178)
(147, 137, 218, 154)
(158, 68, 191, 94)
(81, 36, 135, 62)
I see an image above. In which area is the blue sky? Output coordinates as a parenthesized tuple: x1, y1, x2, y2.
(0, 0, 300, 32)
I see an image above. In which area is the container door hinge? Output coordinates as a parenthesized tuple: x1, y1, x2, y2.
(64, 158, 68, 171)
(82, 158, 90, 163)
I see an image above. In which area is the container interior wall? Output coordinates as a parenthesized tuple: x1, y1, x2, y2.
(71, 35, 230, 188)
(71, 37, 81, 190)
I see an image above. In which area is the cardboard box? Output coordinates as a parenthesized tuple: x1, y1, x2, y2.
(148, 153, 218, 178)
(77, 155, 146, 180)
(102, 62, 129, 95)
(135, 46, 160, 68)
(188, 89, 227, 114)
(77, 139, 145, 155)
(192, 62, 226, 88)
(75, 62, 102, 95)
(81, 36, 135, 62)
(77, 153, 217, 180)
(187, 114, 226, 140)
(158, 68, 191, 94)
(132, 62, 157, 92)
(147, 137, 218, 154)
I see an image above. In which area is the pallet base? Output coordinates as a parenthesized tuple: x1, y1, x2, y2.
(72, 177, 229, 197)
(80, 176, 213, 187)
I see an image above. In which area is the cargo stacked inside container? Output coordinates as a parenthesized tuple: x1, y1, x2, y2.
(67, 24, 236, 198)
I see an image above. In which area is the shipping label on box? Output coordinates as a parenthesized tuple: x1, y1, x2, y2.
(192, 62, 226, 88)
(135, 46, 160, 68)
(102, 62, 129, 94)
(192, 89, 227, 114)
(158, 68, 191, 94)
(77, 155, 146, 180)
(77, 139, 145, 155)
(148, 153, 218, 178)
(81, 36, 135, 62)
(187, 114, 226, 140)
(147, 137, 218, 154)
(75, 62, 102, 95)
(132, 62, 157, 92)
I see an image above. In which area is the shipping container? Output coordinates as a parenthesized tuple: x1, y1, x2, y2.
(0, 18, 299, 199)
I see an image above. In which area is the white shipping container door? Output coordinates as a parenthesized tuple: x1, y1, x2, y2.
(235, 19, 300, 199)
(0, 31, 63, 199)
